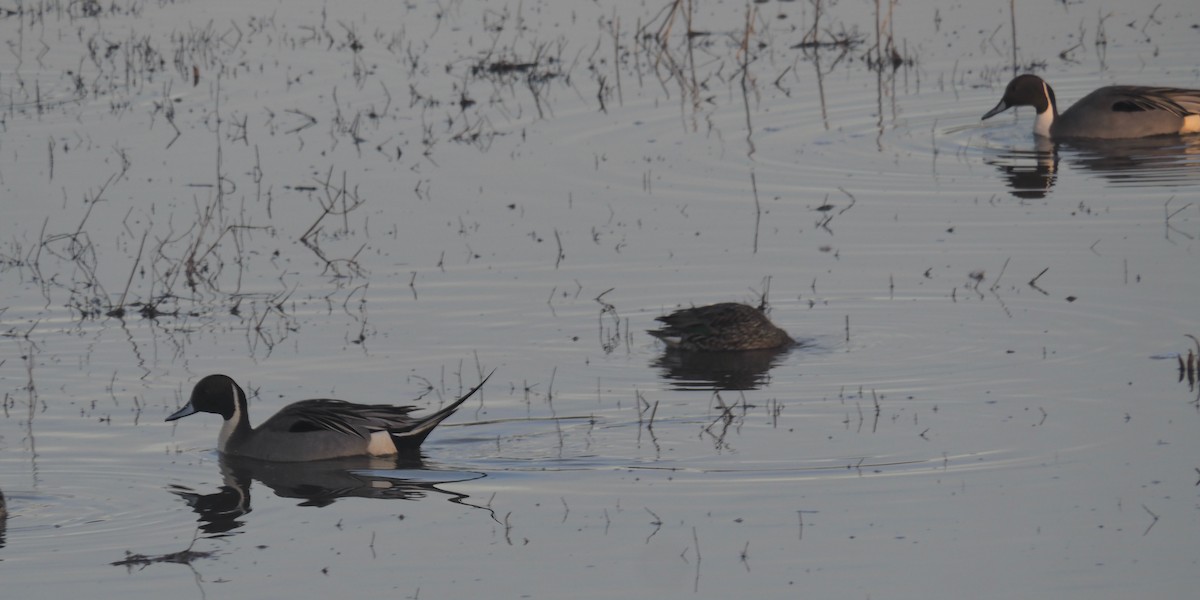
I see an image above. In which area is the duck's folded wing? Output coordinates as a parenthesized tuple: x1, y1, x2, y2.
(258, 400, 419, 439)
(1159, 89, 1200, 116)
(1108, 87, 1200, 117)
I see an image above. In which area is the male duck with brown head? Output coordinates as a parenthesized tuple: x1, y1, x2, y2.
(166, 373, 490, 462)
(982, 74, 1200, 139)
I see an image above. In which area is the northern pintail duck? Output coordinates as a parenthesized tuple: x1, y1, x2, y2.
(166, 373, 489, 461)
(648, 302, 793, 352)
(982, 74, 1200, 139)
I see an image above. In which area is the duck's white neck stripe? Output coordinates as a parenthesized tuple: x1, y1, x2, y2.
(1033, 80, 1055, 138)
(1033, 109, 1054, 138)
(217, 382, 241, 452)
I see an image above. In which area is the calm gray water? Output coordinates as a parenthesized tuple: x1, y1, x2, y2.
(2, 0, 1198, 598)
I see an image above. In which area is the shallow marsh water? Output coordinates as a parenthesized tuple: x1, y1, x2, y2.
(1, 0, 1199, 598)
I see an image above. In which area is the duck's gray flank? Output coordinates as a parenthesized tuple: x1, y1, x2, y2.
(166, 372, 491, 462)
(982, 74, 1200, 139)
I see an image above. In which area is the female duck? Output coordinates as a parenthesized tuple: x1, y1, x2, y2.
(649, 302, 793, 352)
(166, 373, 489, 462)
(982, 74, 1200, 139)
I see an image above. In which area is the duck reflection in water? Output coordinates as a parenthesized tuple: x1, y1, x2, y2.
(0, 490, 7, 548)
(169, 453, 488, 536)
(983, 134, 1200, 198)
(652, 347, 792, 391)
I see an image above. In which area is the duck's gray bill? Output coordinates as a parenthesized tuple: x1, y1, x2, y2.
(166, 403, 197, 422)
(981, 99, 1009, 121)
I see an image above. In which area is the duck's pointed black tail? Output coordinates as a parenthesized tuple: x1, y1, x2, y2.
(390, 370, 493, 449)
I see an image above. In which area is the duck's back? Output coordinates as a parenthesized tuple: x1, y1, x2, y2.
(652, 302, 792, 351)
(1056, 86, 1200, 138)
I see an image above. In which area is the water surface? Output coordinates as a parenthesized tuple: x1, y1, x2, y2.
(1, 0, 1198, 598)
